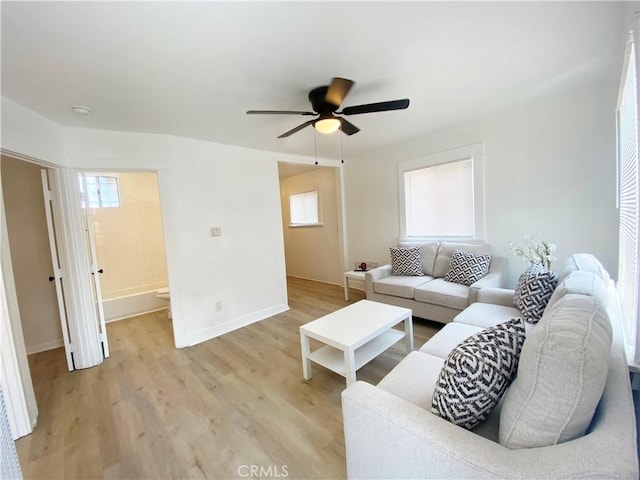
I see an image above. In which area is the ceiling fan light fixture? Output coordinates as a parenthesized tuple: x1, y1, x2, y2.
(314, 117, 341, 134)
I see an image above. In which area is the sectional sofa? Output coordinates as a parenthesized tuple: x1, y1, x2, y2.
(365, 241, 506, 324)
(342, 254, 638, 479)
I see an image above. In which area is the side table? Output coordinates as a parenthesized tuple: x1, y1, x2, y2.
(344, 270, 366, 301)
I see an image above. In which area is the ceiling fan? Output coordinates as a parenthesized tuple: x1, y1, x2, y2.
(246, 77, 410, 138)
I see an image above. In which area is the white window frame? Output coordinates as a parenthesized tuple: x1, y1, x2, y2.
(289, 190, 321, 227)
(398, 143, 485, 241)
(79, 174, 121, 208)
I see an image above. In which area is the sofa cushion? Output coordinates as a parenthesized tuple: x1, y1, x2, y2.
(544, 270, 608, 314)
(390, 246, 424, 276)
(414, 278, 469, 310)
(377, 351, 444, 410)
(433, 242, 492, 278)
(443, 249, 492, 286)
(499, 294, 613, 449)
(419, 322, 484, 359)
(513, 264, 558, 323)
(431, 318, 526, 430)
(557, 253, 611, 284)
(373, 275, 433, 299)
(453, 302, 535, 335)
(399, 240, 439, 276)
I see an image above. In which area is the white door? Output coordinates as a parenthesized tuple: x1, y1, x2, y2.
(40, 168, 105, 370)
(40, 169, 74, 370)
(79, 173, 109, 358)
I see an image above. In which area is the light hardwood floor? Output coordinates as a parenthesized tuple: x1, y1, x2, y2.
(16, 277, 441, 479)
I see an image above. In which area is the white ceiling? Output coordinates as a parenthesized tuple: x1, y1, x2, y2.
(0, 1, 629, 161)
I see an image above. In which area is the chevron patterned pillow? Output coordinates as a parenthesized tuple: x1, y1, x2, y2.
(443, 249, 492, 286)
(431, 318, 526, 430)
(390, 246, 424, 276)
(514, 264, 559, 323)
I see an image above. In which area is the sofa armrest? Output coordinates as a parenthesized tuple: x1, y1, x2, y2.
(478, 287, 517, 307)
(465, 256, 507, 304)
(342, 381, 636, 479)
(468, 272, 504, 304)
(365, 264, 392, 297)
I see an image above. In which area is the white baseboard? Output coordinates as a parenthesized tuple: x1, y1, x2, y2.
(106, 307, 169, 323)
(183, 304, 290, 347)
(287, 274, 343, 287)
(103, 290, 169, 323)
(288, 274, 365, 291)
(26, 339, 64, 355)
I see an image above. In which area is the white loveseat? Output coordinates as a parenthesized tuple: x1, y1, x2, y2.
(365, 241, 507, 324)
(342, 254, 638, 479)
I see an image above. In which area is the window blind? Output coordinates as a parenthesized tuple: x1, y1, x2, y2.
(404, 159, 473, 237)
(290, 190, 319, 225)
(617, 41, 639, 363)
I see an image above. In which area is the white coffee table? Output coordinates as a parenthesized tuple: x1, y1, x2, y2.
(299, 300, 413, 386)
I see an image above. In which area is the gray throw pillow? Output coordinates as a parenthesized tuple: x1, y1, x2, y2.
(390, 246, 423, 276)
(499, 294, 612, 448)
(443, 249, 492, 286)
(513, 264, 558, 323)
(431, 318, 526, 429)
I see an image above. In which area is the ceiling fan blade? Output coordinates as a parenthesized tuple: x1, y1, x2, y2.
(339, 118, 360, 136)
(247, 110, 315, 115)
(278, 119, 316, 138)
(325, 78, 355, 108)
(341, 99, 410, 115)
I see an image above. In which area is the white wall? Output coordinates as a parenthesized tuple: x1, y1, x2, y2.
(1, 97, 65, 165)
(1, 99, 326, 350)
(64, 127, 170, 170)
(344, 78, 620, 287)
(161, 136, 291, 346)
(280, 168, 343, 285)
(63, 128, 299, 347)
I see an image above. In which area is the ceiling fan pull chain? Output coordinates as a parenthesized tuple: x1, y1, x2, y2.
(313, 128, 318, 165)
(340, 129, 344, 164)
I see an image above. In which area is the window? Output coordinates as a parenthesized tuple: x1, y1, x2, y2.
(399, 143, 484, 240)
(289, 190, 320, 226)
(616, 38, 639, 364)
(79, 175, 121, 208)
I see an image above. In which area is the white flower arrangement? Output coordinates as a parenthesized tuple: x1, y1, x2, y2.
(509, 233, 557, 270)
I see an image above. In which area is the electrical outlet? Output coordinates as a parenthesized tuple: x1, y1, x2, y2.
(211, 226, 222, 237)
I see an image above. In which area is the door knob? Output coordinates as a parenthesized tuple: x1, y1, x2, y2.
(48, 276, 55, 282)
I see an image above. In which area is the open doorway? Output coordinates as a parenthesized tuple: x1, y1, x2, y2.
(1, 155, 63, 355)
(1, 160, 173, 357)
(278, 162, 345, 286)
(81, 171, 172, 333)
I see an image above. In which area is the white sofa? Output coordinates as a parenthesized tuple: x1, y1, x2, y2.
(342, 254, 639, 479)
(365, 241, 507, 324)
